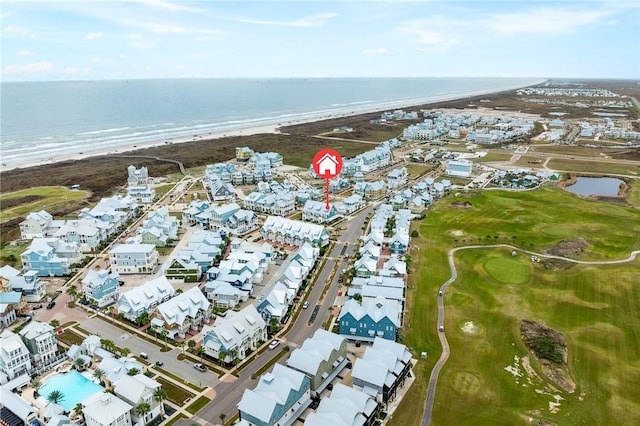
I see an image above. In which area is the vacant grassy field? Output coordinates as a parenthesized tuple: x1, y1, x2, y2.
(390, 184, 640, 426)
(541, 158, 640, 176)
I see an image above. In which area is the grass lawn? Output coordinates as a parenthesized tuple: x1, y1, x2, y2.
(0, 186, 91, 223)
(390, 184, 640, 426)
(156, 377, 195, 405)
(542, 158, 640, 176)
(163, 413, 187, 426)
(472, 152, 513, 163)
(57, 330, 86, 347)
(0, 240, 29, 268)
(185, 395, 212, 414)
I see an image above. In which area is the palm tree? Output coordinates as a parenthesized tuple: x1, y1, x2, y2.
(160, 328, 169, 349)
(100, 339, 115, 353)
(135, 402, 151, 420)
(31, 379, 42, 396)
(73, 402, 83, 418)
(127, 368, 140, 376)
(120, 347, 131, 358)
(219, 413, 226, 425)
(46, 390, 65, 404)
(153, 388, 167, 414)
(176, 341, 186, 354)
(187, 339, 196, 352)
(66, 285, 78, 302)
(93, 368, 105, 385)
(195, 346, 205, 361)
(74, 357, 85, 371)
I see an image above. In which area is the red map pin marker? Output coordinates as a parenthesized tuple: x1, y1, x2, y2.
(312, 149, 343, 210)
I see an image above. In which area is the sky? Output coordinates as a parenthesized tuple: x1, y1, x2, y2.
(1, 0, 639, 81)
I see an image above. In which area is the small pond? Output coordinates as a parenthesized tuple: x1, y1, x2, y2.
(566, 177, 624, 197)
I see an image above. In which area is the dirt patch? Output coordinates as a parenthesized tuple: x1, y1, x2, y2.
(520, 320, 575, 394)
(449, 201, 472, 210)
(545, 237, 588, 259)
(542, 258, 576, 271)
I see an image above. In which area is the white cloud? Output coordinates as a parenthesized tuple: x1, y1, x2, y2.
(3, 61, 54, 74)
(17, 50, 34, 56)
(363, 47, 387, 55)
(484, 8, 611, 35)
(4, 25, 34, 38)
(234, 13, 338, 28)
(84, 32, 103, 40)
(400, 20, 458, 51)
(131, 0, 206, 14)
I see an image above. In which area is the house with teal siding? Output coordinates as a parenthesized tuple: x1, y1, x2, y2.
(81, 269, 121, 307)
(338, 297, 400, 342)
(0, 266, 46, 302)
(21, 238, 81, 277)
(238, 363, 311, 426)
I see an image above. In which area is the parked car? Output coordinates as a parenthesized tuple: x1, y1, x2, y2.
(140, 352, 149, 359)
(193, 363, 207, 372)
(268, 339, 280, 350)
(33, 304, 43, 310)
(302, 301, 309, 309)
(46, 301, 56, 310)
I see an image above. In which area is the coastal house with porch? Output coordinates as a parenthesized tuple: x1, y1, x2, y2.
(151, 287, 212, 340)
(238, 364, 312, 426)
(18, 321, 57, 366)
(261, 216, 330, 248)
(182, 199, 210, 225)
(83, 393, 133, 426)
(21, 238, 81, 276)
(0, 266, 46, 302)
(338, 297, 400, 342)
(304, 383, 377, 426)
(109, 243, 159, 274)
(81, 268, 121, 307)
(117, 276, 175, 322)
(19, 210, 53, 239)
(204, 281, 248, 308)
(0, 330, 32, 380)
(351, 338, 413, 408)
(202, 305, 266, 364)
(114, 374, 164, 425)
(302, 200, 338, 224)
(286, 329, 348, 396)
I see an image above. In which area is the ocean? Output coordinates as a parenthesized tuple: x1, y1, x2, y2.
(0, 77, 542, 168)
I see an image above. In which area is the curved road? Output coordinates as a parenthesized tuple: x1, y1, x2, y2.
(422, 245, 640, 425)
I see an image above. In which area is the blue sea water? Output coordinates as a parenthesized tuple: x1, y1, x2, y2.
(0, 77, 542, 168)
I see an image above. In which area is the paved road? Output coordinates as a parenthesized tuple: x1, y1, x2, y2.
(188, 205, 375, 424)
(421, 245, 640, 425)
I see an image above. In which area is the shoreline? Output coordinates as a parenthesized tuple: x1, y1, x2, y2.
(0, 79, 546, 172)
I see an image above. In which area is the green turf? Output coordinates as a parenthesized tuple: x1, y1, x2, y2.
(0, 186, 90, 223)
(389, 183, 640, 426)
(483, 257, 531, 284)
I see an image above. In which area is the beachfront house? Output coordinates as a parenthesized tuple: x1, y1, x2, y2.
(81, 268, 121, 307)
(238, 363, 312, 426)
(21, 238, 81, 276)
(286, 329, 348, 395)
(151, 286, 212, 340)
(109, 243, 159, 274)
(0, 266, 46, 302)
(201, 305, 266, 364)
(127, 165, 149, 186)
(0, 330, 32, 380)
(19, 210, 53, 239)
(114, 374, 164, 425)
(117, 276, 175, 322)
(127, 185, 156, 204)
(338, 297, 400, 342)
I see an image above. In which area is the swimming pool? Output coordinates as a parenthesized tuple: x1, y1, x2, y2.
(39, 370, 104, 411)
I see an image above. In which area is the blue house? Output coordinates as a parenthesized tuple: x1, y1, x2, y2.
(339, 297, 400, 342)
(21, 238, 81, 277)
(389, 233, 409, 254)
(81, 269, 121, 307)
(238, 363, 312, 426)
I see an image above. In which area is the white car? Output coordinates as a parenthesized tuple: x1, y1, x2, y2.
(302, 301, 309, 309)
(269, 340, 281, 350)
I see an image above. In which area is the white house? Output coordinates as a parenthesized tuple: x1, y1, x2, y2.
(117, 276, 175, 322)
(202, 305, 266, 364)
(18, 321, 57, 366)
(152, 286, 212, 340)
(114, 374, 164, 425)
(302, 200, 338, 224)
(83, 393, 133, 426)
(0, 266, 46, 302)
(304, 383, 377, 426)
(109, 243, 159, 274)
(261, 216, 330, 247)
(0, 330, 32, 380)
(19, 210, 53, 239)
